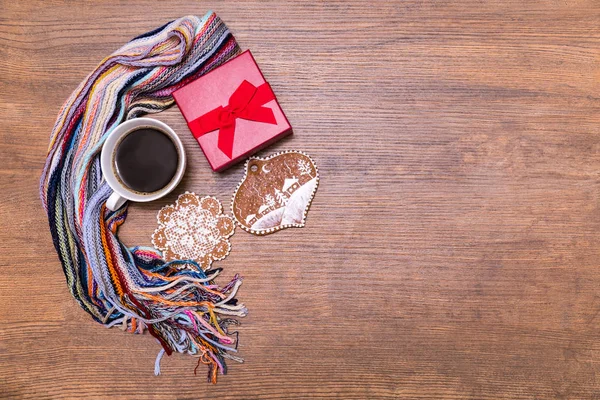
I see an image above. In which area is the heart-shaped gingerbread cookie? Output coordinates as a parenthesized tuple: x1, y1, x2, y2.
(231, 151, 319, 235)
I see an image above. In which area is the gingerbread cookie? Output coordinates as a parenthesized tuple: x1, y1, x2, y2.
(231, 151, 319, 235)
(152, 192, 235, 269)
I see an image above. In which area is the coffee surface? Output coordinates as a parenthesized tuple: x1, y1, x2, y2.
(114, 127, 179, 193)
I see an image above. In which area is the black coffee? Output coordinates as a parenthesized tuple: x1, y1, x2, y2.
(114, 127, 179, 193)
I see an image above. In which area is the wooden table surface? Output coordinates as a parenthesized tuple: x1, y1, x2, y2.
(2, 1, 600, 398)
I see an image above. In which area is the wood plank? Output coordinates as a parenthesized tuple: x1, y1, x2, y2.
(1, 0, 600, 398)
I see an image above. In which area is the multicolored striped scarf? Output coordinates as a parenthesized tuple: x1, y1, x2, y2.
(39, 12, 246, 383)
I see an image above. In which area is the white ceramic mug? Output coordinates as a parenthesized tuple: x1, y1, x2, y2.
(100, 118, 186, 211)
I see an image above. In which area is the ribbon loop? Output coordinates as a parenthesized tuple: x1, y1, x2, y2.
(189, 80, 277, 158)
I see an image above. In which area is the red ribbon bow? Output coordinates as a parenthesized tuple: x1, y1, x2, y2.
(189, 80, 277, 158)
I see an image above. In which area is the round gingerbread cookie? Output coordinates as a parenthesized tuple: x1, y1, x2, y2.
(152, 192, 235, 269)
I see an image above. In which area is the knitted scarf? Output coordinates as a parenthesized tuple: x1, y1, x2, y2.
(39, 12, 246, 383)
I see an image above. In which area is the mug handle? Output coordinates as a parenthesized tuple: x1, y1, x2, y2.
(106, 192, 127, 211)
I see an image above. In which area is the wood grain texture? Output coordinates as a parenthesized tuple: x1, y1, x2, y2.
(1, 0, 600, 398)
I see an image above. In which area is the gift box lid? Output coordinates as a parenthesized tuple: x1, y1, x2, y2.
(173, 50, 292, 172)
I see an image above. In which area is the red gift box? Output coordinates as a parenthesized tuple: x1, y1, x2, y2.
(173, 50, 292, 172)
